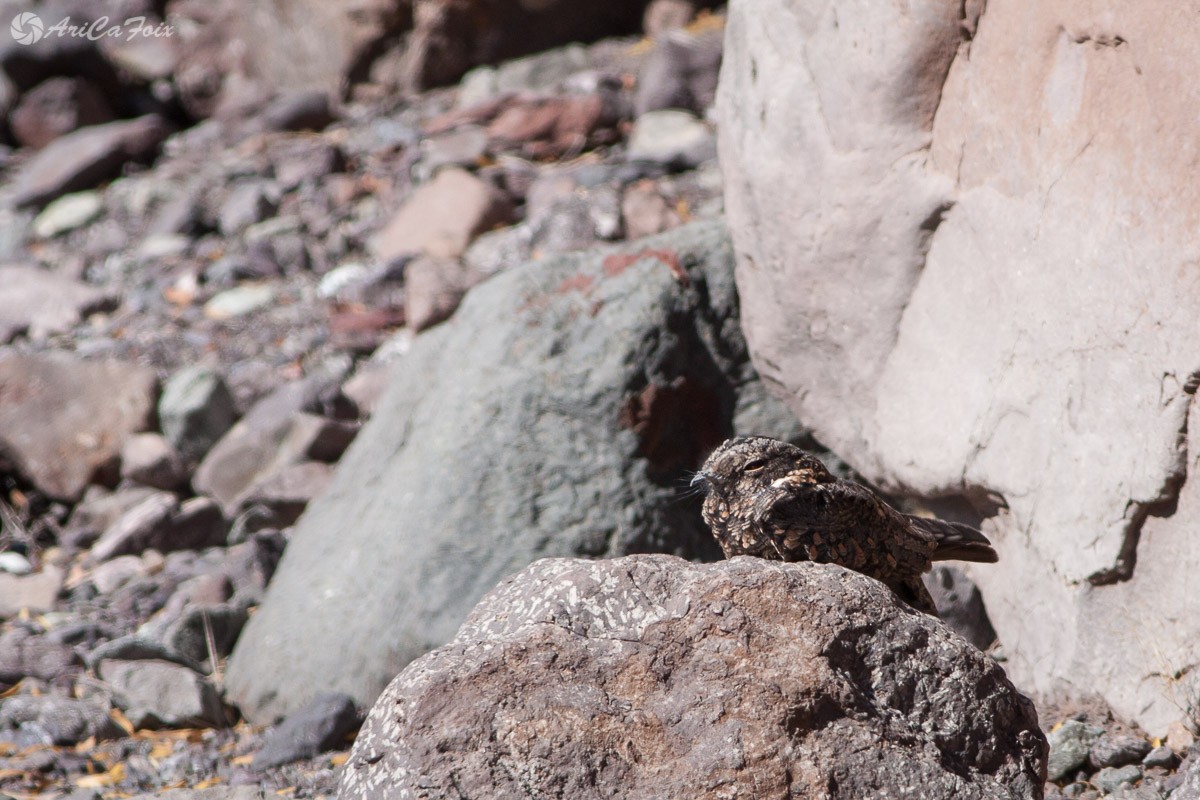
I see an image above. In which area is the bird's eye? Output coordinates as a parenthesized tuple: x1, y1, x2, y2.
(744, 458, 768, 473)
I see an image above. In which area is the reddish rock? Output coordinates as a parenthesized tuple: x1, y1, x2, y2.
(486, 94, 616, 159)
(370, 168, 513, 261)
(0, 353, 157, 500)
(9, 76, 115, 149)
(403, 256, 483, 331)
(622, 180, 682, 239)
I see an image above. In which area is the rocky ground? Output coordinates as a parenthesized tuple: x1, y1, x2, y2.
(0, 1, 1195, 799)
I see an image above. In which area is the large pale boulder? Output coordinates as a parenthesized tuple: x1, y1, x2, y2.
(339, 556, 1047, 800)
(225, 222, 808, 723)
(718, 0, 1200, 734)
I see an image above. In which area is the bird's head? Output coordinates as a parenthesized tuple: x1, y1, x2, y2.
(692, 436, 833, 501)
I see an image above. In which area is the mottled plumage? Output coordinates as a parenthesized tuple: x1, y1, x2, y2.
(693, 436, 998, 614)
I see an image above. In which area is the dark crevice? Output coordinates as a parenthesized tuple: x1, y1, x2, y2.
(1087, 373, 1196, 586)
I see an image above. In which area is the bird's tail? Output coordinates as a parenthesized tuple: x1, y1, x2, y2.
(908, 515, 999, 563)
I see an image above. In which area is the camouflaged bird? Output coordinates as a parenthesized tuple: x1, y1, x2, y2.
(693, 436, 998, 614)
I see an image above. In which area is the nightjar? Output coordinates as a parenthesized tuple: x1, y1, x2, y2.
(692, 436, 997, 614)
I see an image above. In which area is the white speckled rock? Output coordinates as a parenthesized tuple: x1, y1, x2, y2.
(339, 556, 1047, 800)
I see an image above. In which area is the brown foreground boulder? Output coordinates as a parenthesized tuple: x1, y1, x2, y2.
(338, 555, 1047, 800)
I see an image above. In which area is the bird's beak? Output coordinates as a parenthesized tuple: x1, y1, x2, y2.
(690, 470, 711, 490)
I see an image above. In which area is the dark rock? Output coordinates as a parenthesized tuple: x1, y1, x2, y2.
(0, 353, 156, 500)
(396, 1, 646, 93)
(98, 659, 225, 729)
(0, 11, 114, 93)
(88, 491, 177, 562)
(340, 556, 1047, 799)
(1143, 745, 1177, 769)
(225, 222, 850, 723)
(163, 603, 249, 667)
(159, 366, 238, 464)
(223, 532, 286, 600)
(0, 628, 82, 683)
(87, 635, 204, 673)
(234, 461, 332, 530)
(251, 692, 359, 769)
(89, 495, 226, 562)
(0, 264, 113, 344)
(279, 414, 359, 463)
(64, 486, 161, 551)
(923, 564, 998, 649)
(204, 254, 281, 286)
(166, 497, 229, 552)
(260, 89, 335, 132)
(11, 115, 174, 208)
(44, 621, 121, 648)
(1048, 720, 1105, 782)
(120, 433, 188, 491)
(9, 76, 115, 149)
(0, 693, 121, 745)
(1090, 732, 1153, 769)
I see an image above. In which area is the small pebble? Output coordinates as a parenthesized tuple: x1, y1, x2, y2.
(203, 284, 277, 319)
(1093, 764, 1142, 794)
(0, 551, 33, 575)
(1143, 744, 1177, 769)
